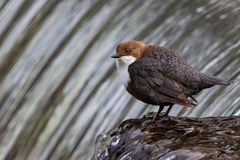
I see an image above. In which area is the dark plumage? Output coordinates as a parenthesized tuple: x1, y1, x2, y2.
(112, 40, 230, 120)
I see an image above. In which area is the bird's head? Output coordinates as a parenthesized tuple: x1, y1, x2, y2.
(111, 40, 147, 64)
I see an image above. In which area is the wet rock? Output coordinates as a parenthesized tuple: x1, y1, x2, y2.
(97, 112, 240, 160)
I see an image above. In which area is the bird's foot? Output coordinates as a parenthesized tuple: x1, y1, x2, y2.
(152, 112, 170, 122)
(152, 114, 159, 122)
(161, 113, 171, 121)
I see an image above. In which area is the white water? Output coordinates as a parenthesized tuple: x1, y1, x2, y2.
(0, 0, 239, 159)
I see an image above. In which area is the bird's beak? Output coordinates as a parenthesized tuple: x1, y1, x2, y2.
(111, 54, 120, 58)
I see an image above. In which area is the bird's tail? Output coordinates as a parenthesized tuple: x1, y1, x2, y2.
(200, 73, 231, 88)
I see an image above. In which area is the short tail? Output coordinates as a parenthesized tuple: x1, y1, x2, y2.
(200, 73, 231, 88)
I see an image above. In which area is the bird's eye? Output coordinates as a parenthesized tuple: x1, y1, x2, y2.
(128, 48, 133, 52)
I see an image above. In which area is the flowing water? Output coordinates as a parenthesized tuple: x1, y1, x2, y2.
(0, 0, 239, 160)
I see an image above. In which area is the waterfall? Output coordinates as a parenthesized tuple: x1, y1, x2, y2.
(0, 0, 239, 159)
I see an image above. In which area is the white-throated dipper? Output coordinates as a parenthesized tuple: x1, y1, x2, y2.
(111, 40, 230, 121)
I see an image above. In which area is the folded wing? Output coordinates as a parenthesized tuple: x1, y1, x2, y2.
(128, 58, 196, 106)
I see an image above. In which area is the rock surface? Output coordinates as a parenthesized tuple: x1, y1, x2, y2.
(97, 112, 240, 160)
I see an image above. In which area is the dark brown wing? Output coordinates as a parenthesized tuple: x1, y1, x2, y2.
(143, 45, 203, 94)
(143, 45, 230, 92)
(128, 58, 196, 106)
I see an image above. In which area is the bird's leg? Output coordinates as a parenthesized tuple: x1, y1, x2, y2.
(164, 104, 173, 116)
(153, 105, 164, 121)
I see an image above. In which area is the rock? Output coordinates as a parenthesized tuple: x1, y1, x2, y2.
(96, 112, 240, 160)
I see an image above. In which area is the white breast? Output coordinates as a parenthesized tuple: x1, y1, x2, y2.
(116, 56, 136, 88)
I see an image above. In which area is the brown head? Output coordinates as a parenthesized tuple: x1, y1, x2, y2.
(111, 41, 148, 87)
(111, 40, 147, 61)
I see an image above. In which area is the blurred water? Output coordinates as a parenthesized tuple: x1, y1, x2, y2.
(0, 0, 239, 159)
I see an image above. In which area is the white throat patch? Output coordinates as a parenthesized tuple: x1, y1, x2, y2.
(116, 56, 136, 88)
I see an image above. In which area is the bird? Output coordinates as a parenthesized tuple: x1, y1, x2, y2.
(111, 40, 230, 121)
